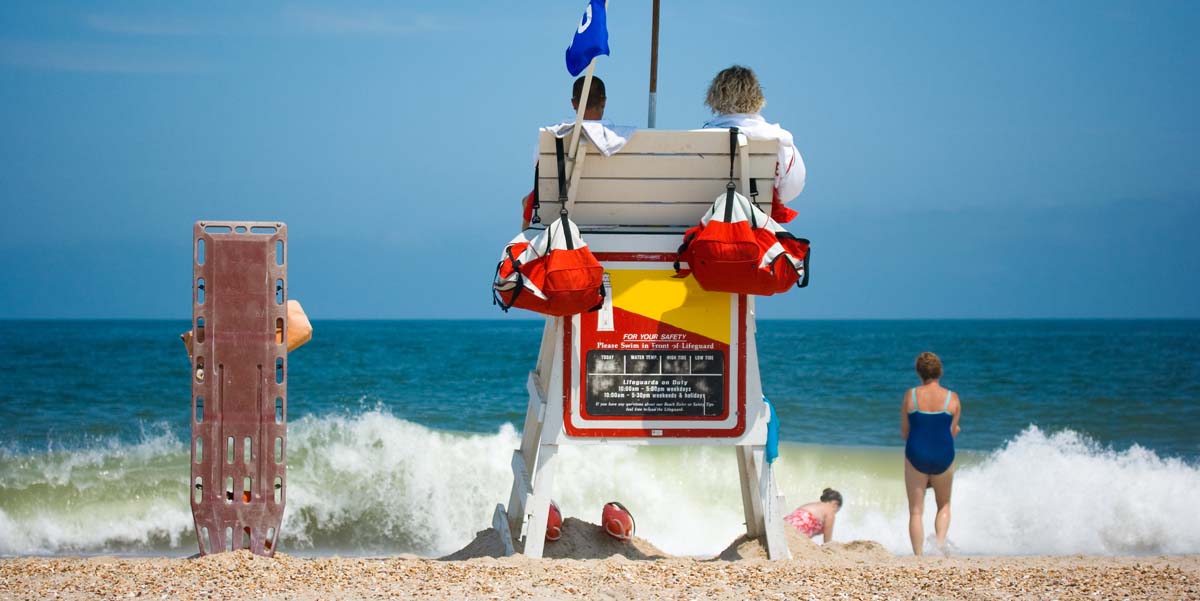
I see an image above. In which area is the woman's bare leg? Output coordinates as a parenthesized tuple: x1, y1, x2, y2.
(930, 465, 954, 552)
(904, 459, 929, 556)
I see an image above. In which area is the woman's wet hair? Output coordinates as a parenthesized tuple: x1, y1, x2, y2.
(704, 65, 766, 115)
(820, 487, 843, 507)
(915, 351, 943, 381)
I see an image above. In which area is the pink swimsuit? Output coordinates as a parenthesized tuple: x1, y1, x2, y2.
(784, 508, 824, 538)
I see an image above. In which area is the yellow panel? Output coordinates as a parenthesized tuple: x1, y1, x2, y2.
(608, 269, 731, 344)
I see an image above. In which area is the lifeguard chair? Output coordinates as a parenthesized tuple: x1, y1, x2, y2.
(494, 128, 792, 559)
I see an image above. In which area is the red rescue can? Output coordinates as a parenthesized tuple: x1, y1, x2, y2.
(602, 502, 635, 542)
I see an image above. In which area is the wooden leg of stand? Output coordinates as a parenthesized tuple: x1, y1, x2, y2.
(736, 445, 765, 538)
(521, 444, 559, 559)
(754, 447, 791, 560)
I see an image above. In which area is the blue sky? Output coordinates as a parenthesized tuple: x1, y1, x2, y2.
(1, 1, 1197, 319)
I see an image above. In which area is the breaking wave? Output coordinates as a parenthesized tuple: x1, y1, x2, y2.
(1, 411, 1197, 557)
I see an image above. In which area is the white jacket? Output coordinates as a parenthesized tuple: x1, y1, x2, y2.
(543, 120, 637, 157)
(701, 113, 806, 203)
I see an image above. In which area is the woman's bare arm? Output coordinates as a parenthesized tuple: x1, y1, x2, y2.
(900, 393, 911, 440)
(951, 392, 962, 437)
(822, 510, 836, 543)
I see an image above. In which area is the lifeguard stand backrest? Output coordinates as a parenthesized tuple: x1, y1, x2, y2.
(190, 221, 287, 557)
(535, 130, 779, 227)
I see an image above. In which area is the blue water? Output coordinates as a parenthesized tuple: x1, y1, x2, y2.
(2, 320, 1197, 457)
(1, 319, 1198, 556)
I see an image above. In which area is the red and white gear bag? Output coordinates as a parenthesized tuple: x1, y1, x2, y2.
(675, 128, 810, 296)
(493, 136, 605, 316)
(493, 215, 605, 316)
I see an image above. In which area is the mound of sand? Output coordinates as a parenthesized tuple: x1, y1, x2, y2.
(714, 527, 891, 562)
(823, 539, 891, 561)
(715, 524, 819, 561)
(441, 517, 668, 561)
(536, 517, 668, 560)
(443, 516, 890, 563)
(439, 528, 509, 561)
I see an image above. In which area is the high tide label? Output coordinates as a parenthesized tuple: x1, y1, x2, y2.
(563, 256, 746, 439)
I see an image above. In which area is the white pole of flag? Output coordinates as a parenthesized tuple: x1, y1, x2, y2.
(567, 59, 596, 165)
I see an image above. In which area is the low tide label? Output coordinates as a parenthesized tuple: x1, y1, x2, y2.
(585, 350, 724, 417)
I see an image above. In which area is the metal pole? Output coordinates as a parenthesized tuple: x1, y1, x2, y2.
(647, 0, 660, 128)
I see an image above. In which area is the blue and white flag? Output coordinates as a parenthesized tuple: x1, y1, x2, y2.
(565, 0, 609, 76)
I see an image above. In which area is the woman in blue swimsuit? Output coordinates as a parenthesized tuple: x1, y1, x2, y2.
(900, 352, 961, 556)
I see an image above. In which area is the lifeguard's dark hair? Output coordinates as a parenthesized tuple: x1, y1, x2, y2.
(915, 352, 943, 381)
(705, 65, 766, 115)
(572, 76, 606, 110)
(821, 488, 843, 507)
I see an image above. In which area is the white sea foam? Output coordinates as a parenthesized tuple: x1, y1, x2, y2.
(917, 427, 1200, 555)
(0, 427, 193, 555)
(1, 413, 1197, 557)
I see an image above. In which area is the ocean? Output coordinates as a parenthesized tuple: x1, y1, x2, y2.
(1, 319, 1198, 557)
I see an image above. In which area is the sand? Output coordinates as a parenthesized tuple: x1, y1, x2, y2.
(714, 524, 891, 563)
(442, 518, 669, 561)
(2, 524, 1196, 600)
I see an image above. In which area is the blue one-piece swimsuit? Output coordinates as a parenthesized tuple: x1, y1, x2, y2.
(905, 388, 955, 475)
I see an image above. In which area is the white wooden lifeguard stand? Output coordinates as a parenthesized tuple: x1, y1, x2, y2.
(493, 129, 791, 560)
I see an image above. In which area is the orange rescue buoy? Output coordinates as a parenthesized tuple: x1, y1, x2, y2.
(602, 502, 635, 542)
(546, 500, 563, 542)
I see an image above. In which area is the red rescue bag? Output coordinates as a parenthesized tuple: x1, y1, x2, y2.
(493, 215, 605, 316)
(675, 128, 810, 296)
(493, 136, 605, 316)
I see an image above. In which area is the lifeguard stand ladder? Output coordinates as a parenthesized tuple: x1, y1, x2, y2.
(190, 221, 288, 556)
(493, 130, 791, 560)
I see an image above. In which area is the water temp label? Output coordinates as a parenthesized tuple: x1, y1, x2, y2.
(585, 350, 724, 417)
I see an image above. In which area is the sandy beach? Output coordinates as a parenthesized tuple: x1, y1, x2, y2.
(2, 523, 1195, 600)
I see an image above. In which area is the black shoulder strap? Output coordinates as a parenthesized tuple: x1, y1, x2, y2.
(728, 127, 759, 198)
(560, 219, 575, 250)
(727, 127, 738, 182)
(554, 136, 575, 251)
(724, 128, 738, 222)
(530, 162, 541, 224)
(555, 137, 569, 211)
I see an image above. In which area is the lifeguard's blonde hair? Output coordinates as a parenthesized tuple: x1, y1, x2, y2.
(705, 65, 766, 115)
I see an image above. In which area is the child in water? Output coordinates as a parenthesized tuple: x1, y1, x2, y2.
(784, 488, 842, 542)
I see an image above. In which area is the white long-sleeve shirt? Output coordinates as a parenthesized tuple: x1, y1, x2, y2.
(701, 113, 806, 203)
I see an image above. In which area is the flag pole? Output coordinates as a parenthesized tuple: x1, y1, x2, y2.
(647, 0, 660, 128)
(567, 58, 596, 164)
(530, 55, 594, 229)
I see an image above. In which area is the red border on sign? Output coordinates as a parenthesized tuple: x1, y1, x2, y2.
(562, 254, 747, 438)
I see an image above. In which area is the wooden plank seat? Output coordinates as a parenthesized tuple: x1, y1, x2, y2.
(535, 129, 781, 228)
